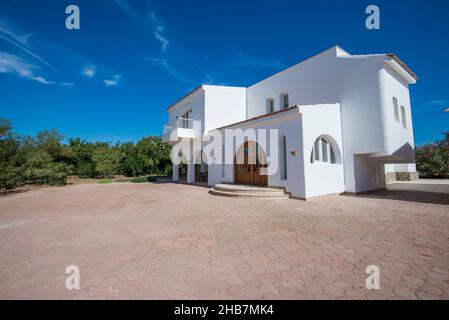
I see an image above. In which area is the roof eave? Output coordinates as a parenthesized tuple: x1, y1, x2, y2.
(166, 85, 204, 111)
(386, 54, 418, 82)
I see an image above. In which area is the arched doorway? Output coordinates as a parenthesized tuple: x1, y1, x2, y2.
(234, 141, 268, 187)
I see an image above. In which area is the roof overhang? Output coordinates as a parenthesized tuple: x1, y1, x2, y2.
(385, 54, 418, 84)
(166, 85, 203, 111)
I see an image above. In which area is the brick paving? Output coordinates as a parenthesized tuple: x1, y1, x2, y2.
(0, 183, 448, 299)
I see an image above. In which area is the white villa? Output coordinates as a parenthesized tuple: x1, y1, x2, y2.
(162, 46, 418, 200)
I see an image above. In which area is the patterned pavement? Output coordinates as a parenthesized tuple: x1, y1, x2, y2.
(0, 182, 448, 299)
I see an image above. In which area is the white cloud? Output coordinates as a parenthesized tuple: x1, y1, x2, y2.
(0, 20, 57, 71)
(145, 57, 194, 85)
(103, 74, 121, 87)
(60, 82, 75, 88)
(154, 31, 169, 51)
(231, 51, 286, 69)
(82, 65, 96, 78)
(0, 51, 54, 85)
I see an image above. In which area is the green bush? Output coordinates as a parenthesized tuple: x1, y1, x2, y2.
(0, 118, 172, 192)
(130, 176, 155, 183)
(416, 133, 449, 178)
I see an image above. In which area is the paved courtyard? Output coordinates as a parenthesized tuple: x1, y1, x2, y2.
(0, 182, 448, 299)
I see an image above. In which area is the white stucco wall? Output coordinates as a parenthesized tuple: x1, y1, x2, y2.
(246, 47, 340, 119)
(378, 65, 415, 160)
(203, 85, 247, 134)
(300, 104, 345, 198)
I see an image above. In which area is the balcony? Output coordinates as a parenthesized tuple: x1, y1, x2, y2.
(162, 118, 198, 142)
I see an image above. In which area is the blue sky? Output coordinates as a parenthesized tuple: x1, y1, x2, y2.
(0, 0, 448, 145)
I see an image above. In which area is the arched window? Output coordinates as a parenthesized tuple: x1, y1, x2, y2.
(393, 97, 399, 122)
(310, 137, 337, 164)
(401, 106, 407, 129)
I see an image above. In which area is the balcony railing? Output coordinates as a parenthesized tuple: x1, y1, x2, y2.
(177, 118, 193, 129)
(162, 118, 195, 141)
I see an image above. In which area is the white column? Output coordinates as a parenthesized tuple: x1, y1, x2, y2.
(172, 164, 179, 182)
(201, 160, 207, 173)
(187, 163, 195, 184)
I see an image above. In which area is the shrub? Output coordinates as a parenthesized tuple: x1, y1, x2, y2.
(130, 176, 155, 183)
(416, 133, 449, 178)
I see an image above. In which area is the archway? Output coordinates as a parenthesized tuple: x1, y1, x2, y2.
(234, 141, 268, 187)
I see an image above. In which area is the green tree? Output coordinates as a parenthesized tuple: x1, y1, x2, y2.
(118, 142, 144, 177)
(35, 129, 64, 160)
(0, 119, 24, 191)
(23, 150, 55, 184)
(92, 144, 119, 178)
(67, 138, 96, 177)
(136, 136, 171, 175)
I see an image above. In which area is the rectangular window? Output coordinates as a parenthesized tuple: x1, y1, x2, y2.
(266, 99, 274, 114)
(401, 106, 407, 129)
(281, 136, 287, 180)
(282, 94, 289, 109)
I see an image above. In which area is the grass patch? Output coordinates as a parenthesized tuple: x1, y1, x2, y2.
(97, 178, 113, 184)
(115, 178, 132, 183)
(130, 176, 156, 183)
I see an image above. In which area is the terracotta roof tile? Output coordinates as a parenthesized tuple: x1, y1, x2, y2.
(216, 106, 299, 130)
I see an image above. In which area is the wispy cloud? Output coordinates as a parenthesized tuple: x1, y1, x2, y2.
(0, 18, 125, 88)
(148, 10, 169, 52)
(106, 0, 225, 87)
(230, 51, 286, 69)
(145, 57, 193, 85)
(104, 0, 140, 20)
(0, 51, 54, 84)
(426, 99, 449, 106)
(154, 31, 169, 51)
(0, 20, 57, 71)
(103, 74, 122, 87)
(82, 64, 96, 78)
(60, 82, 75, 88)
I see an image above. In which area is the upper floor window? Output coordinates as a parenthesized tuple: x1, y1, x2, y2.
(180, 110, 190, 119)
(310, 137, 337, 164)
(393, 97, 399, 122)
(401, 106, 407, 129)
(280, 135, 287, 180)
(266, 98, 274, 114)
(280, 93, 289, 109)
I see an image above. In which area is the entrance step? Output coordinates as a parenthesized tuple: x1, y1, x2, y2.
(209, 184, 290, 199)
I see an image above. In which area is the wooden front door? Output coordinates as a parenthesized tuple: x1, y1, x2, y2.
(234, 142, 268, 187)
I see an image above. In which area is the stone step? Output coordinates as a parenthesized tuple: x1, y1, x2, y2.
(209, 184, 290, 199)
(214, 183, 285, 193)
